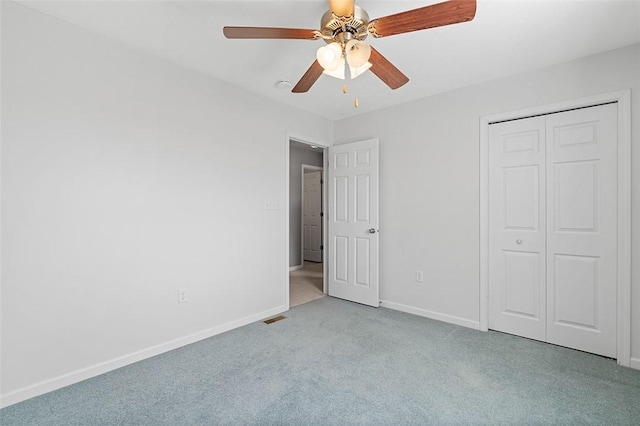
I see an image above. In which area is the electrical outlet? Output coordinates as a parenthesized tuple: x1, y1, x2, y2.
(415, 270, 424, 283)
(264, 201, 276, 210)
(178, 288, 188, 303)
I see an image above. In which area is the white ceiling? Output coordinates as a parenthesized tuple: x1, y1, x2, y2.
(15, 0, 640, 121)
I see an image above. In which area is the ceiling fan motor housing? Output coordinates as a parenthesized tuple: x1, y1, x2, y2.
(320, 6, 370, 43)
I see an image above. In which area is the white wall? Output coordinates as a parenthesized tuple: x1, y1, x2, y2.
(334, 44, 640, 363)
(288, 145, 323, 267)
(0, 2, 331, 405)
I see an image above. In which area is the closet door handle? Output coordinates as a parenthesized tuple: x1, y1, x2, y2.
(516, 239, 523, 245)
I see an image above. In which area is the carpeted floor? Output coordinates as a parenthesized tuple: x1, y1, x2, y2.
(2, 297, 639, 425)
(289, 261, 324, 307)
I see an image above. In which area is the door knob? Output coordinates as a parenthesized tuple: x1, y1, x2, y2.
(368, 228, 378, 234)
(516, 239, 523, 245)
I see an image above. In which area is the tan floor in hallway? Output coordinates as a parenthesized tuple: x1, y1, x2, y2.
(290, 261, 325, 307)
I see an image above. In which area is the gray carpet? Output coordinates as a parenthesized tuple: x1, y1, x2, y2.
(2, 297, 639, 425)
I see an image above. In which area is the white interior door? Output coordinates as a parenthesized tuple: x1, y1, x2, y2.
(488, 116, 547, 341)
(327, 139, 379, 307)
(303, 170, 323, 262)
(545, 103, 617, 357)
(488, 103, 618, 358)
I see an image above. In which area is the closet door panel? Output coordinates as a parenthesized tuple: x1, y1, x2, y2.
(488, 117, 546, 341)
(546, 103, 617, 358)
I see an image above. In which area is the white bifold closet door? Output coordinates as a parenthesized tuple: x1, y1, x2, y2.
(488, 103, 617, 358)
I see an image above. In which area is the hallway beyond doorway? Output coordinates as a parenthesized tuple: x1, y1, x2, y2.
(290, 262, 324, 307)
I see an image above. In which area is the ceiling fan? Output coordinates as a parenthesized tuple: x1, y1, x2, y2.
(223, 0, 477, 93)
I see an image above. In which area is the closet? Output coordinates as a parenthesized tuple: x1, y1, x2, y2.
(488, 103, 617, 358)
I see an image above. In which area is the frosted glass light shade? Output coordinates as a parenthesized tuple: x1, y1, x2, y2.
(317, 42, 343, 71)
(345, 40, 371, 68)
(329, 0, 354, 17)
(349, 61, 372, 79)
(323, 57, 346, 79)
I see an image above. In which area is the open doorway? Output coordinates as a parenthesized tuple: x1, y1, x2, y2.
(288, 140, 325, 307)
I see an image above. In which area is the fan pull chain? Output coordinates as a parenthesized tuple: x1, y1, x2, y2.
(340, 83, 358, 108)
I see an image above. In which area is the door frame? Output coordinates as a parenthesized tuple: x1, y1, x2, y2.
(301, 165, 324, 266)
(285, 132, 329, 310)
(479, 90, 631, 366)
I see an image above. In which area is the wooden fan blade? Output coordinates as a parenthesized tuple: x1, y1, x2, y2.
(370, 0, 476, 38)
(292, 60, 324, 93)
(368, 47, 409, 90)
(223, 27, 318, 40)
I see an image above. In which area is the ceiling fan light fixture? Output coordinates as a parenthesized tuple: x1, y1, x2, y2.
(329, 0, 354, 18)
(322, 57, 346, 80)
(345, 39, 371, 68)
(316, 42, 343, 71)
(349, 61, 372, 79)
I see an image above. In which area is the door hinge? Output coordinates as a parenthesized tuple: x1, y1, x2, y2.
(320, 212, 324, 217)
(320, 245, 324, 250)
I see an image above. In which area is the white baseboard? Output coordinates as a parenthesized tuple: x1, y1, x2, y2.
(0, 305, 286, 409)
(289, 265, 303, 272)
(630, 357, 640, 371)
(380, 300, 481, 330)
